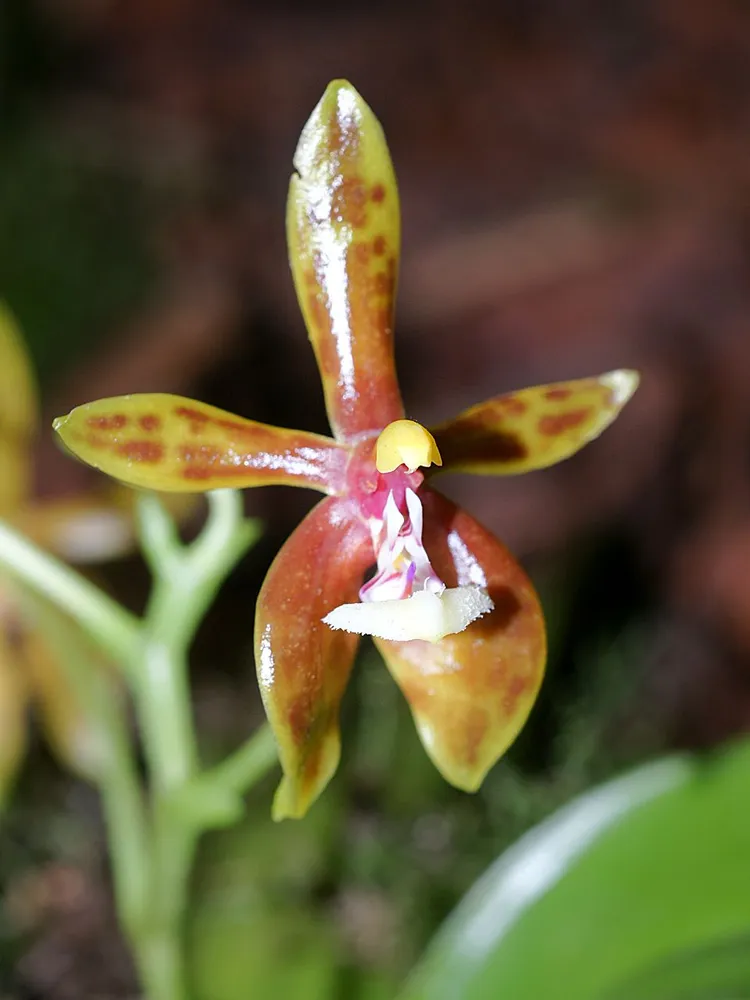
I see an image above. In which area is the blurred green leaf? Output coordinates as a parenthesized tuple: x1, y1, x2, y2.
(189, 901, 339, 1000)
(403, 740, 750, 1000)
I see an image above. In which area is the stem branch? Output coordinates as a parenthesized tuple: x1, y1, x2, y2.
(0, 519, 140, 667)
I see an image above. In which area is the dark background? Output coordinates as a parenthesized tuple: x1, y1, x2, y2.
(2, 1, 750, 996)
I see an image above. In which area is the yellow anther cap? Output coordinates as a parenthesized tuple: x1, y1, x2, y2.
(375, 420, 443, 474)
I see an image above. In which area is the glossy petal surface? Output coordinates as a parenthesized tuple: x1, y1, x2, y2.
(0, 303, 38, 515)
(374, 489, 545, 791)
(287, 79, 404, 441)
(255, 496, 373, 819)
(431, 370, 639, 475)
(53, 394, 349, 494)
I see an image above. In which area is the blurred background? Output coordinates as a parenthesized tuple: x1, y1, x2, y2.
(2, 0, 750, 996)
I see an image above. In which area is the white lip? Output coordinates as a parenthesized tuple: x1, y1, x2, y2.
(323, 585, 494, 643)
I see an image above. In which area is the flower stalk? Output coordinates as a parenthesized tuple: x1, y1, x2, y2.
(0, 491, 278, 1000)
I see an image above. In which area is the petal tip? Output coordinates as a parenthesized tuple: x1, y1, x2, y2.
(269, 731, 342, 822)
(601, 368, 640, 408)
(321, 78, 360, 101)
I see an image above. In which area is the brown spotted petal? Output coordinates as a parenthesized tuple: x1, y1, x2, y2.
(430, 370, 639, 476)
(255, 496, 373, 819)
(374, 488, 546, 792)
(287, 80, 404, 442)
(53, 394, 350, 494)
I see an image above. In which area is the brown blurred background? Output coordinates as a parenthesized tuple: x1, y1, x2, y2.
(3, 1, 750, 996)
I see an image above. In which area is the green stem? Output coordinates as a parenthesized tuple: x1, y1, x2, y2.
(132, 491, 260, 790)
(124, 491, 260, 1000)
(99, 703, 152, 940)
(13, 589, 152, 983)
(0, 519, 140, 667)
(203, 722, 278, 797)
(0, 493, 271, 1000)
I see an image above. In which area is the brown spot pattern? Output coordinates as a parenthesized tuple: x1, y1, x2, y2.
(544, 387, 572, 401)
(330, 176, 367, 229)
(139, 414, 161, 432)
(538, 408, 591, 436)
(117, 441, 163, 463)
(371, 183, 386, 203)
(372, 234, 387, 256)
(439, 419, 528, 463)
(502, 674, 530, 716)
(373, 271, 392, 296)
(87, 414, 127, 431)
(353, 241, 371, 266)
(463, 706, 489, 765)
(175, 406, 209, 424)
(496, 397, 528, 416)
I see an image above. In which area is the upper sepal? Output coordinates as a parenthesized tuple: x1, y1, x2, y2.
(287, 80, 404, 441)
(431, 370, 639, 475)
(53, 394, 350, 494)
(374, 488, 546, 791)
(254, 496, 374, 819)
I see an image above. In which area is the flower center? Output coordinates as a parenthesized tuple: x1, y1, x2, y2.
(323, 421, 494, 642)
(360, 486, 445, 602)
(375, 419, 442, 474)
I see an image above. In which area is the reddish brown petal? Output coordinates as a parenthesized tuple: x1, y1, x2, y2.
(431, 370, 639, 475)
(54, 394, 350, 494)
(374, 489, 545, 791)
(287, 80, 404, 441)
(255, 496, 373, 819)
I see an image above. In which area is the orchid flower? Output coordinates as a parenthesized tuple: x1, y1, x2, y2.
(53, 81, 638, 819)
(0, 303, 146, 799)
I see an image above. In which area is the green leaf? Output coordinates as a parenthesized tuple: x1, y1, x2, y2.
(403, 740, 750, 1000)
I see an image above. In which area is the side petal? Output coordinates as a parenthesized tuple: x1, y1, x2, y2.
(287, 80, 404, 441)
(255, 496, 373, 819)
(431, 370, 639, 475)
(22, 627, 105, 782)
(53, 394, 349, 494)
(14, 592, 127, 784)
(0, 303, 38, 515)
(374, 488, 546, 792)
(0, 625, 29, 806)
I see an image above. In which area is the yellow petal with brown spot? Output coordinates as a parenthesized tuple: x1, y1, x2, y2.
(431, 370, 639, 476)
(53, 394, 350, 494)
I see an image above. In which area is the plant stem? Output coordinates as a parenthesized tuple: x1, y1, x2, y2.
(0, 519, 140, 667)
(122, 491, 261, 1000)
(203, 721, 278, 796)
(0, 493, 274, 1000)
(99, 703, 152, 942)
